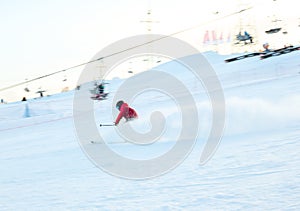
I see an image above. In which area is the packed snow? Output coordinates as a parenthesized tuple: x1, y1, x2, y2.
(0, 51, 300, 210)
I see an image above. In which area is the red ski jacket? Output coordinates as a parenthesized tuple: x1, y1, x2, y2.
(115, 103, 138, 125)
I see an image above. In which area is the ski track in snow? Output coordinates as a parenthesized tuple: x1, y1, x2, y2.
(0, 51, 300, 210)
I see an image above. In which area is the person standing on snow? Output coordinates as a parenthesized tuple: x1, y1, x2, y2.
(263, 43, 271, 53)
(114, 100, 138, 126)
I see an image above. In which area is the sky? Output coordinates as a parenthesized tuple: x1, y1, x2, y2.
(0, 0, 299, 102)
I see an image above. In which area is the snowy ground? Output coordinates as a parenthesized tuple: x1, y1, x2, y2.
(0, 51, 300, 210)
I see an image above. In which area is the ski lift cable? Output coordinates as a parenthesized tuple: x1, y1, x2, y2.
(0, 57, 103, 92)
(0, 7, 252, 92)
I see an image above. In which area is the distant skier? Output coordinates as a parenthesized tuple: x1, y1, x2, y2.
(91, 83, 108, 100)
(114, 100, 138, 126)
(97, 83, 105, 95)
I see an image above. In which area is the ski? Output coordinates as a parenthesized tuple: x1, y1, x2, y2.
(90, 93, 109, 101)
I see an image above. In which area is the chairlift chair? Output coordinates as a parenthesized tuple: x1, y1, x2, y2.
(236, 31, 253, 44)
(265, 27, 282, 34)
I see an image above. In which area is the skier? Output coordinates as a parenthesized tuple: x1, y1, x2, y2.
(97, 83, 105, 95)
(91, 83, 108, 100)
(114, 100, 138, 126)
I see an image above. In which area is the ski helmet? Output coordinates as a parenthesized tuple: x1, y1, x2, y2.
(116, 100, 124, 110)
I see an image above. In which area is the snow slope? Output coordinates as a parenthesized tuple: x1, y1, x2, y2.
(0, 51, 300, 210)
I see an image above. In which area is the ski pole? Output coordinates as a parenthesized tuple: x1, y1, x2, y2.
(99, 123, 115, 127)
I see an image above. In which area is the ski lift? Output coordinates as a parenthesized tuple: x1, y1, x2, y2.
(265, 1, 284, 34)
(265, 27, 282, 34)
(265, 17, 283, 34)
(24, 78, 30, 92)
(265, 25, 283, 34)
(234, 1, 255, 46)
(236, 31, 253, 44)
(265, 21, 288, 34)
(36, 90, 46, 98)
(265, 19, 283, 34)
